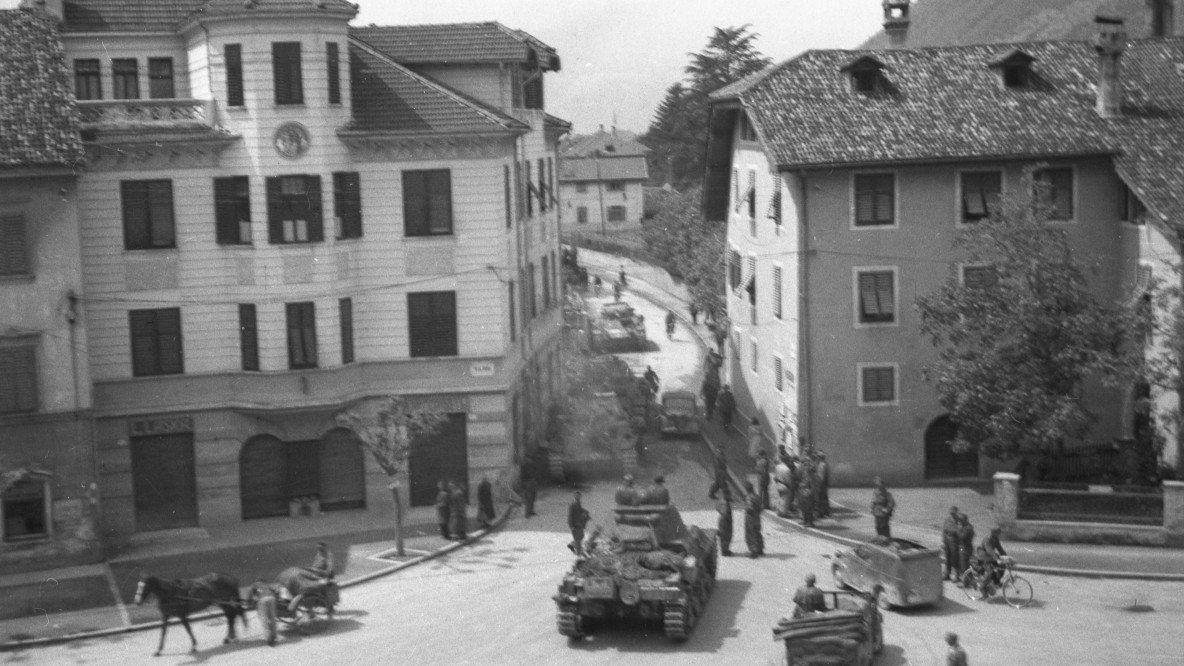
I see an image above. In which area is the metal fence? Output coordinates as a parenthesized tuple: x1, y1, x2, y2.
(1018, 482, 1164, 525)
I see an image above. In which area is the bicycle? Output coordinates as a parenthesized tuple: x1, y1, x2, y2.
(961, 555, 1033, 607)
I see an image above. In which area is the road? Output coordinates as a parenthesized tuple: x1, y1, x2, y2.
(8, 267, 1184, 665)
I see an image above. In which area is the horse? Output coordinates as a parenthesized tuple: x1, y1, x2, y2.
(134, 572, 247, 656)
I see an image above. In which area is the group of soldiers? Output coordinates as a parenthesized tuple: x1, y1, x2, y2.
(939, 504, 978, 583)
(767, 446, 832, 528)
(434, 477, 497, 541)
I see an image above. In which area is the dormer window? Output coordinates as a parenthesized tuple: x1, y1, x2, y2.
(841, 56, 888, 94)
(988, 50, 1036, 90)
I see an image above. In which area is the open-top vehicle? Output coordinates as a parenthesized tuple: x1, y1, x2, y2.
(659, 390, 700, 437)
(831, 537, 943, 609)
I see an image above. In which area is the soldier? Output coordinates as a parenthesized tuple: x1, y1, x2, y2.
(747, 417, 764, 462)
(716, 385, 736, 429)
(707, 449, 729, 500)
(956, 513, 975, 586)
(645, 475, 671, 505)
(945, 632, 968, 666)
(774, 450, 793, 518)
(814, 451, 831, 518)
(521, 465, 538, 518)
(567, 491, 591, 556)
(744, 481, 764, 558)
(754, 449, 771, 510)
(615, 474, 640, 505)
(792, 573, 827, 618)
(644, 365, 660, 394)
(870, 477, 895, 538)
(477, 475, 495, 529)
(434, 480, 451, 539)
(701, 376, 719, 419)
(248, 579, 281, 647)
(449, 480, 468, 540)
(717, 493, 734, 557)
(941, 506, 961, 581)
(798, 458, 816, 528)
(785, 454, 800, 515)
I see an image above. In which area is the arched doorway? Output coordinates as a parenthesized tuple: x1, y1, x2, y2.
(240, 435, 288, 519)
(924, 415, 980, 480)
(319, 428, 366, 511)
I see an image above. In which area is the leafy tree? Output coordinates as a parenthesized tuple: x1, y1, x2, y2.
(916, 171, 1146, 461)
(1138, 259, 1184, 479)
(641, 187, 728, 323)
(334, 396, 445, 556)
(643, 25, 772, 189)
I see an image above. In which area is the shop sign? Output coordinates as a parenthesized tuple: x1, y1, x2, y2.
(129, 416, 194, 437)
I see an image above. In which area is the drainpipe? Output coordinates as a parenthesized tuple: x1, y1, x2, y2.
(797, 171, 812, 449)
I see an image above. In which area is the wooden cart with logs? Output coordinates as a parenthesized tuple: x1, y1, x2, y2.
(772, 589, 883, 666)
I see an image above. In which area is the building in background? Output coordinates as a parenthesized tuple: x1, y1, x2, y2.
(11, 0, 569, 550)
(706, 9, 1184, 484)
(0, 7, 100, 573)
(558, 126, 648, 237)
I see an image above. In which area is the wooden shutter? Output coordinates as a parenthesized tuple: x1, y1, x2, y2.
(874, 272, 894, 318)
(121, 181, 150, 249)
(409, 292, 457, 357)
(239, 303, 259, 371)
(214, 177, 247, 245)
(774, 356, 783, 392)
(286, 302, 317, 369)
(339, 297, 354, 364)
(225, 44, 243, 107)
(768, 188, 782, 224)
(156, 308, 183, 374)
(508, 280, 516, 342)
(273, 42, 303, 105)
(112, 58, 139, 99)
(874, 176, 893, 223)
(537, 158, 546, 211)
(147, 181, 175, 248)
(503, 165, 512, 229)
(772, 265, 782, 319)
(541, 256, 551, 308)
(403, 171, 426, 236)
(1, 215, 28, 275)
(129, 310, 158, 376)
(433, 292, 457, 357)
(862, 367, 895, 403)
(859, 272, 880, 319)
(304, 175, 324, 242)
(326, 42, 341, 104)
(525, 161, 533, 217)
(427, 170, 452, 234)
(0, 346, 37, 413)
(334, 172, 361, 239)
(266, 177, 284, 243)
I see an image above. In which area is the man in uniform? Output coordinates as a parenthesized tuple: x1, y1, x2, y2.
(774, 450, 793, 517)
(716, 385, 736, 430)
(797, 457, 816, 528)
(717, 493, 734, 557)
(743, 481, 764, 558)
(645, 475, 670, 505)
(708, 449, 729, 500)
(945, 632, 968, 666)
(870, 477, 896, 538)
(814, 451, 831, 518)
(435, 480, 452, 539)
(521, 465, 538, 518)
(956, 513, 975, 586)
(942, 505, 961, 581)
(754, 450, 771, 510)
(448, 480, 468, 540)
(615, 474, 640, 505)
(567, 491, 591, 556)
(792, 573, 827, 618)
(975, 527, 1008, 593)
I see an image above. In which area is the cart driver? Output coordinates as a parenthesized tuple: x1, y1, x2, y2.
(792, 573, 827, 618)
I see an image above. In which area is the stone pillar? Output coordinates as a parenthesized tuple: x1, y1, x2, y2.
(993, 472, 1020, 534)
(1163, 480, 1184, 535)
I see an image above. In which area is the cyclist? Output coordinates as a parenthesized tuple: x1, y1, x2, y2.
(973, 527, 1008, 594)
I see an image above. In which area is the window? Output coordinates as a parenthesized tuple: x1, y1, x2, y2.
(1034, 168, 1074, 220)
(852, 69, 880, 92)
(74, 59, 101, 100)
(577, 207, 588, 224)
(129, 308, 183, 376)
(961, 265, 998, 290)
(148, 58, 174, 99)
(607, 206, 626, 222)
(266, 175, 323, 244)
(537, 158, 547, 212)
(854, 173, 895, 227)
(112, 58, 139, 99)
(523, 71, 544, 109)
(214, 176, 251, 245)
(408, 292, 457, 357)
(524, 161, 534, 217)
(1, 215, 29, 276)
(729, 249, 741, 289)
(0, 343, 37, 413)
(751, 338, 758, 373)
(403, 170, 453, 236)
(606, 181, 625, 192)
(772, 265, 783, 319)
(238, 304, 259, 371)
(121, 180, 176, 250)
(1122, 183, 1147, 224)
(576, 183, 587, 194)
(326, 42, 341, 104)
(285, 302, 318, 369)
(225, 44, 244, 107)
(960, 171, 1002, 223)
(542, 255, 551, 309)
(333, 172, 362, 239)
(732, 168, 740, 211)
(774, 355, 784, 392)
(1002, 64, 1029, 89)
(339, 298, 354, 364)
(508, 280, 517, 342)
(859, 365, 897, 405)
(272, 42, 303, 105)
(739, 113, 758, 141)
(856, 269, 896, 325)
(2, 475, 49, 542)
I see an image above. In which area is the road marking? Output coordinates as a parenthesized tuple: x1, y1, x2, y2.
(104, 564, 132, 627)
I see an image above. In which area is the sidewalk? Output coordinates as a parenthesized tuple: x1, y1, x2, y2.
(575, 245, 1184, 580)
(0, 502, 511, 648)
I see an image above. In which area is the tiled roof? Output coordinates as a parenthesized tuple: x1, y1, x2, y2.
(861, 0, 1182, 49)
(350, 22, 559, 68)
(561, 128, 648, 158)
(343, 39, 529, 136)
(0, 10, 82, 169)
(559, 155, 648, 182)
(62, 0, 204, 32)
(181, 0, 357, 26)
(724, 38, 1184, 224)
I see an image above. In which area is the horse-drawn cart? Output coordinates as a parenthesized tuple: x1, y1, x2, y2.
(248, 567, 339, 644)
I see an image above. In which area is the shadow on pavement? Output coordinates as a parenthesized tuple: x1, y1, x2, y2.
(893, 595, 976, 617)
(876, 644, 909, 666)
(565, 578, 752, 654)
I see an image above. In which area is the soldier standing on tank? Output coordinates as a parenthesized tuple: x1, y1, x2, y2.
(871, 476, 895, 538)
(645, 475, 670, 505)
(567, 491, 591, 556)
(434, 480, 451, 539)
(615, 474, 640, 505)
(717, 492, 734, 556)
(743, 481, 764, 558)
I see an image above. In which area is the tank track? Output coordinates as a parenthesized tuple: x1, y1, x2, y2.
(663, 607, 691, 640)
(556, 609, 582, 638)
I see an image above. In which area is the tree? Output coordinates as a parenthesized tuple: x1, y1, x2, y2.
(916, 170, 1146, 461)
(1139, 256, 1184, 479)
(334, 396, 446, 556)
(641, 186, 728, 322)
(643, 25, 772, 189)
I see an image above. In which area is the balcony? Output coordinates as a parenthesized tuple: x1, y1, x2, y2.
(78, 99, 215, 132)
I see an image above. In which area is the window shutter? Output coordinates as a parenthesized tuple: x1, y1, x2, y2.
(508, 280, 517, 342)
(121, 182, 150, 250)
(537, 158, 547, 211)
(214, 177, 240, 245)
(435, 292, 457, 356)
(403, 171, 426, 236)
(239, 304, 259, 371)
(225, 44, 244, 107)
(525, 161, 533, 217)
(326, 42, 341, 104)
(1, 215, 28, 275)
(503, 165, 512, 229)
(768, 188, 782, 224)
(129, 310, 157, 376)
(266, 177, 284, 243)
(303, 176, 323, 242)
(340, 297, 354, 364)
(774, 356, 783, 392)
(334, 172, 361, 239)
(772, 265, 782, 319)
(859, 273, 879, 318)
(875, 272, 895, 317)
(874, 181, 893, 223)
(0, 347, 37, 413)
(855, 189, 875, 224)
(427, 170, 452, 234)
(148, 58, 175, 99)
(156, 308, 183, 374)
(273, 42, 303, 105)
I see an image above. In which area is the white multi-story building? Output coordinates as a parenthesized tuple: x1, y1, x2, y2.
(18, 0, 569, 547)
(558, 127, 648, 236)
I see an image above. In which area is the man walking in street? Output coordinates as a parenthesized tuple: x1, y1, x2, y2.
(717, 385, 735, 430)
(945, 632, 969, 666)
(798, 457, 816, 528)
(701, 376, 719, 419)
(744, 481, 764, 558)
(870, 476, 895, 539)
(774, 450, 793, 518)
(942, 505, 961, 581)
(521, 465, 538, 518)
(435, 480, 452, 539)
(814, 451, 830, 518)
(717, 493, 734, 556)
(567, 491, 591, 556)
(754, 449, 771, 510)
(708, 449, 729, 500)
(449, 480, 468, 540)
(956, 513, 975, 586)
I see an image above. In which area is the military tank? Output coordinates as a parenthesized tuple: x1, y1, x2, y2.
(553, 503, 718, 641)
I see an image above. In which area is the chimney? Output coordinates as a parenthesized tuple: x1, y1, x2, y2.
(20, 0, 64, 21)
(1094, 16, 1127, 118)
(1147, 0, 1176, 37)
(883, 0, 911, 48)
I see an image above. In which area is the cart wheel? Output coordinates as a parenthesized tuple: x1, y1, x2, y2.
(298, 594, 331, 626)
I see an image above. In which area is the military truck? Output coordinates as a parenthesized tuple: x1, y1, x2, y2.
(772, 588, 883, 666)
(553, 503, 718, 641)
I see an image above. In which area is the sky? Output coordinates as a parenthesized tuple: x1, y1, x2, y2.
(0, 0, 887, 135)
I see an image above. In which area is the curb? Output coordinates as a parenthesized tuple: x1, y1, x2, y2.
(0, 506, 516, 652)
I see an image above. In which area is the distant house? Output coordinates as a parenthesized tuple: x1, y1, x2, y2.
(706, 11, 1184, 484)
(558, 127, 648, 236)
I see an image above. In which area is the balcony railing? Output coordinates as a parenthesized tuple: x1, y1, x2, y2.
(78, 99, 214, 131)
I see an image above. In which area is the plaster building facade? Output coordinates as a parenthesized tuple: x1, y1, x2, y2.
(706, 13, 1184, 484)
(558, 127, 648, 236)
(8, 0, 570, 550)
